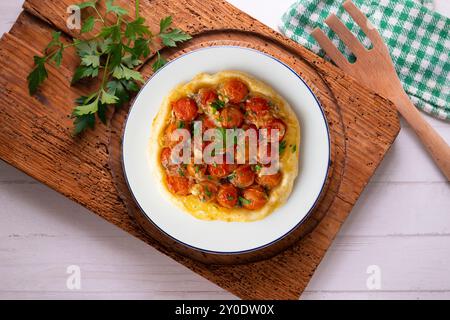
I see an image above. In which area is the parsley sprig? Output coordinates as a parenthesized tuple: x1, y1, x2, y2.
(27, 0, 191, 135)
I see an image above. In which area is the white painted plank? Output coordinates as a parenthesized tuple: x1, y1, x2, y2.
(302, 291, 450, 300)
(340, 182, 450, 236)
(0, 0, 23, 35)
(0, 236, 233, 299)
(305, 236, 450, 292)
(372, 126, 450, 182)
(0, 160, 36, 183)
(0, 182, 124, 237)
(1, 235, 449, 299)
(0, 291, 235, 300)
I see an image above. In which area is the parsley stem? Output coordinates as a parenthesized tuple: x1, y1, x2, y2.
(93, 7, 105, 23)
(136, 0, 140, 18)
(100, 52, 112, 91)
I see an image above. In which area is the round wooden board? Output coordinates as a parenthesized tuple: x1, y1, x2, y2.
(108, 33, 347, 265)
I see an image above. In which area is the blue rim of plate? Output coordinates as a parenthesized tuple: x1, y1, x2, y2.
(122, 46, 331, 255)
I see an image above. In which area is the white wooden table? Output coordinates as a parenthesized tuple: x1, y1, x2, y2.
(1, 0, 449, 300)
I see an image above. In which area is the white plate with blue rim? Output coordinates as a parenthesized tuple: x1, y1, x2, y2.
(122, 46, 330, 254)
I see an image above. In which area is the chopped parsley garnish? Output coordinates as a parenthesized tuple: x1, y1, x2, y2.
(228, 172, 236, 181)
(291, 144, 297, 153)
(177, 121, 185, 129)
(204, 186, 212, 198)
(211, 99, 225, 113)
(279, 140, 287, 155)
(253, 164, 262, 172)
(239, 197, 252, 206)
(177, 167, 185, 177)
(227, 195, 235, 201)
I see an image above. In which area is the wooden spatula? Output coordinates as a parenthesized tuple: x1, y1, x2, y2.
(312, 0, 450, 180)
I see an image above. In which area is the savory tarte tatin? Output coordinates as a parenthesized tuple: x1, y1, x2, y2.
(149, 71, 300, 222)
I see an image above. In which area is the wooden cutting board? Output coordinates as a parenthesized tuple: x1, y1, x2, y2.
(0, 0, 400, 299)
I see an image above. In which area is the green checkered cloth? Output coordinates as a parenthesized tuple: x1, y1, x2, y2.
(280, 0, 450, 120)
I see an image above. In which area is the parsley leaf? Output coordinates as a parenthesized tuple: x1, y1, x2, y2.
(97, 101, 107, 124)
(159, 16, 172, 33)
(27, 56, 48, 95)
(81, 54, 100, 68)
(125, 17, 151, 40)
(71, 65, 99, 84)
(132, 38, 151, 59)
(100, 90, 119, 104)
(76, 1, 97, 10)
(152, 51, 167, 72)
(73, 113, 96, 136)
(99, 25, 121, 42)
(107, 80, 129, 106)
(73, 96, 99, 116)
(160, 29, 192, 47)
(106, 0, 128, 16)
(51, 48, 64, 67)
(46, 31, 62, 50)
(81, 16, 96, 34)
(113, 64, 144, 82)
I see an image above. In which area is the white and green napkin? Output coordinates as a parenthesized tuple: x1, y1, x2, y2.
(280, 0, 449, 120)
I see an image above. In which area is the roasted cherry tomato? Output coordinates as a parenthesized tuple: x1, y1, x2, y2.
(173, 97, 198, 121)
(257, 143, 278, 164)
(187, 163, 207, 180)
(229, 165, 255, 188)
(241, 186, 268, 210)
(262, 118, 286, 142)
(164, 122, 179, 147)
(234, 124, 258, 164)
(191, 181, 218, 203)
(207, 162, 236, 179)
(196, 114, 217, 137)
(217, 184, 239, 209)
(160, 147, 174, 169)
(220, 106, 244, 129)
(198, 88, 218, 107)
(166, 175, 191, 196)
(256, 171, 282, 189)
(245, 97, 270, 115)
(223, 79, 249, 103)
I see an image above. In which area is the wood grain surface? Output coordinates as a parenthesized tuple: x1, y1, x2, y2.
(0, 0, 403, 299)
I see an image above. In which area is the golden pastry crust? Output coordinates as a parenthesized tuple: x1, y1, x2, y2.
(149, 71, 301, 222)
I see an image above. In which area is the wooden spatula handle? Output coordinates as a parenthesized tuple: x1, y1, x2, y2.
(393, 91, 450, 180)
